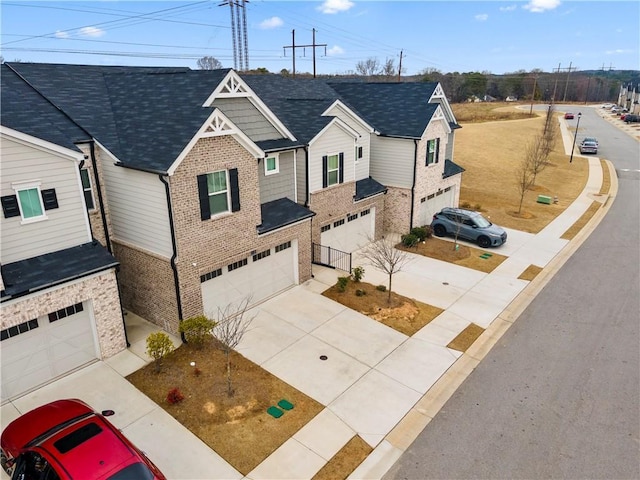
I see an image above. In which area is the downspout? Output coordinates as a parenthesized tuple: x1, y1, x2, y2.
(87, 140, 112, 253)
(409, 139, 418, 230)
(303, 146, 310, 207)
(83, 146, 129, 346)
(78, 159, 94, 240)
(159, 174, 186, 343)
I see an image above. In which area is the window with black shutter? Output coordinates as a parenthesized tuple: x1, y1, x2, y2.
(197, 168, 240, 220)
(41, 189, 59, 210)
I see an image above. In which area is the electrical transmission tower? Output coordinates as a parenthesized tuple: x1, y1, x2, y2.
(219, 0, 249, 71)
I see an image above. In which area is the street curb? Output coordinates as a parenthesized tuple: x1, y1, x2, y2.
(350, 159, 618, 480)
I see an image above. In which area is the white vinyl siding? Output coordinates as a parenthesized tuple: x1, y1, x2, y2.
(0, 137, 91, 264)
(324, 106, 371, 181)
(101, 156, 173, 258)
(309, 123, 355, 192)
(369, 136, 415, 188)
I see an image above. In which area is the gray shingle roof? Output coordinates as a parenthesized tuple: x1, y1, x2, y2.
(443, 159, 465, 179)
(354, 177, 387, 201)
(5, 63, 227, 173)
(1, 242, 119, 301)
(327, 82, 440, 138)
(1, 64, 88, 151)
(258, 198, 314, 234)
(5, 64, 446, 172)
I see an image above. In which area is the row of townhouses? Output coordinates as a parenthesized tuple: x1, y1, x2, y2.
(0, 62, 464, 402)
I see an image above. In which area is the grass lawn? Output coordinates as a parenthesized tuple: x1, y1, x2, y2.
(452, 104, 590, 233)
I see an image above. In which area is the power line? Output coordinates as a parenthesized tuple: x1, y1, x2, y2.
(2, 1, 213, 46)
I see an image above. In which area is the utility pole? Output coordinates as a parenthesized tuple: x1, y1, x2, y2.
(283, 28, 326, 78)
(562, 61, 575, 102)
(529, 74, 538, 115)
(584, 75, 592, 104)
(397, 50, 403, 82)
(552, 62, 561, 103)
(220, 0, 249, 71)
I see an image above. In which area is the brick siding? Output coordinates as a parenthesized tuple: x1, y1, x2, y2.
(112, 240, 179, 333)
(0, 269, 126, 358)
(383, 187, 412, 234)
(170, 135, 312, 322)
(309, 182, 384, 245)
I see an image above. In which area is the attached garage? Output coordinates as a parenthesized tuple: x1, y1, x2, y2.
(320, 206, 375, 254)
(419, 186, 455, 227)
(200, 239, 298, 315)
(1, 301, 98, 402)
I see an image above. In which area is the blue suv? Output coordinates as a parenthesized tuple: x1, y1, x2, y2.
(431, 207, 507, 248)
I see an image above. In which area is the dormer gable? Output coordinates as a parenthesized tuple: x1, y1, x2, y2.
(167, 108, 264, 175)
(322, 100, 376, 135)
(429, 83, 457, 125)
(422, 105, 452, 138)
(202, 70, 296, 141)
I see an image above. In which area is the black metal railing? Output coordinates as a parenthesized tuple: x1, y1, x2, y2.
(312, 243, 352, 273)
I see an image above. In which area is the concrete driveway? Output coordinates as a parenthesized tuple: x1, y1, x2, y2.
(0, 320, 242, 480)
(1, 147, 610, 479)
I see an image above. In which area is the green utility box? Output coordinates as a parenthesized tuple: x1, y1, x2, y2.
(537, 195, 552, 205)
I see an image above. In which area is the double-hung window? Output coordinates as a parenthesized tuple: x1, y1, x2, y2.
(207, 171, 229, 215)
(265, 155, 279, 175)
(327, 154, 340, 186)
(80, 169, 95, 210)
(1, 181, 58, 222)
(197, 168, 240, 220)
(426, 138, 440, 165)
(15, 182, 46, 223)
(355, 145, 363, 162)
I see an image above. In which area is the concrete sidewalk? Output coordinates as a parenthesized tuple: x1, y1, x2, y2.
(0, 112, 616, 480)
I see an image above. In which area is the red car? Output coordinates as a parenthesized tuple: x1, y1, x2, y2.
(1, 399, 166, 480)
(564, 112, 575, 119)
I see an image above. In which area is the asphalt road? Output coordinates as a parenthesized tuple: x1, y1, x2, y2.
(384, 107, 640, 479)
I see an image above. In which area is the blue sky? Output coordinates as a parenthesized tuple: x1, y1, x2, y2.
(1, 1, 638, 75)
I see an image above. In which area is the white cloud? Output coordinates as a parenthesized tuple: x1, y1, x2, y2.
(523, 0, 561, 13)
(54, 30, 69, 39)
(475, 14, 489, 21)
(327, 45, 344, 56)
(259, 16, 283, 29)
(499, 5, 517, 12)
(605, 48, 633, 55)
(78, 26, 105, 37)
(317, 0, 354, 15)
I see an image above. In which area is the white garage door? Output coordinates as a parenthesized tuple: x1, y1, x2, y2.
(200, 239, 297, 316)
(1, 301, 98, 402)
(419, 187, 455, 227)
(320, 207, 375, 254)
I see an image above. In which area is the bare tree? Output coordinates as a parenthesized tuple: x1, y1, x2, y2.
(541, 103, 558, 158)
(451, 211, 465, 251)
(197, 56, 223, 70)
(211, 297, 255, 397)
(515, 140, 536, 214)
(528, 133, 548, 187)
(355, 57, 381, 76)
(360, 237, 411, 304)
(381, 57, 396, 78)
